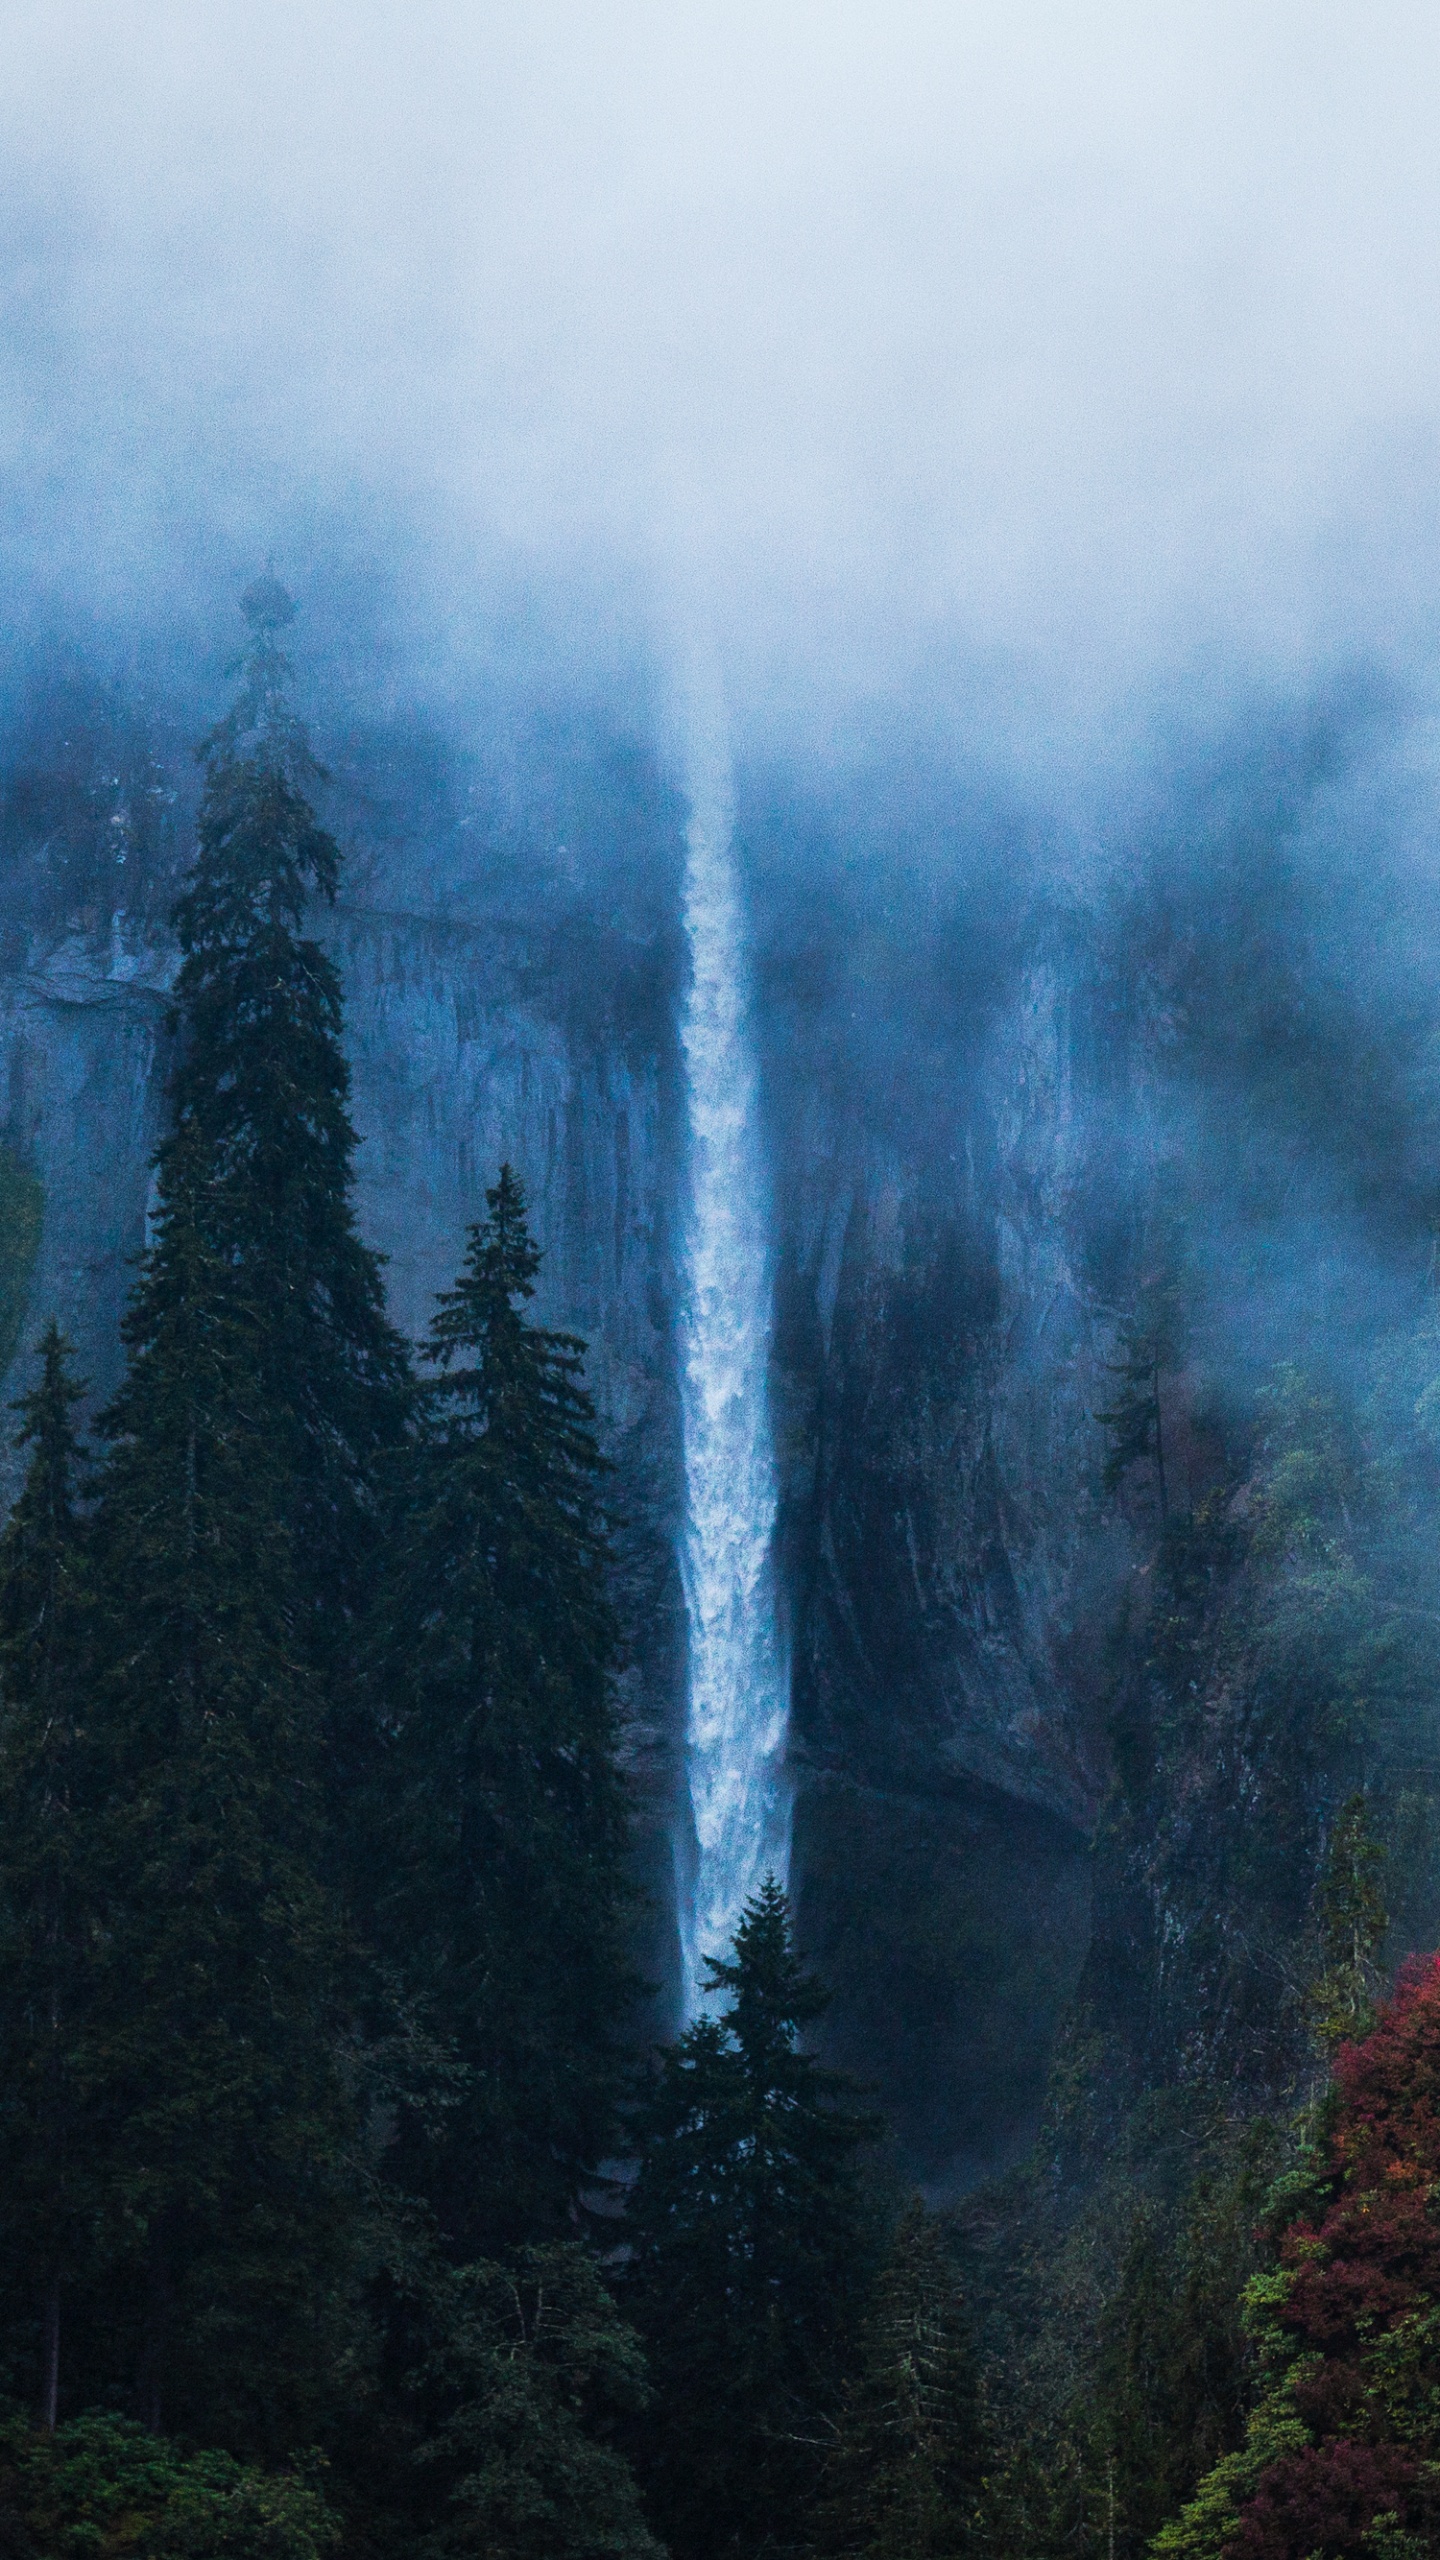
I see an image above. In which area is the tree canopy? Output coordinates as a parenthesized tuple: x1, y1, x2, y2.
(623, 1880, 877, 2560)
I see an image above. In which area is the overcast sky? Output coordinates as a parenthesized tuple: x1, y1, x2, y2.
(5, 5, 1440, 751)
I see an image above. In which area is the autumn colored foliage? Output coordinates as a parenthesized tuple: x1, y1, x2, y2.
(1157, 1955, 1440, 2558)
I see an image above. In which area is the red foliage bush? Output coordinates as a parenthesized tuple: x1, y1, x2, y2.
(1225, 1956, 1440, 2557)
(1280, 2185, 1440, 2352)
(1331, 1954, 1440, 2187)
(1230, 2441, 1425, 2560)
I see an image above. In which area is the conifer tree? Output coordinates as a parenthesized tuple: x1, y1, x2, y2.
(0, 1143, 43, 1380)
(1098, 1243, 1186, 1519)
(64, 581, 411, 2442)
(623, 1881, 876, 2560)
(85, 1119, 361, 2448)
(0, 1325, 93, 2426)
(1305, 1792, 1388, 2052)
(374, 1165, 636, 2256)
(814, 2202, 985, 2560)
(172, 577, 410, 1664)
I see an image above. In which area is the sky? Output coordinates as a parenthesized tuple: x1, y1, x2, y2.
(5, 5, 1440, 756)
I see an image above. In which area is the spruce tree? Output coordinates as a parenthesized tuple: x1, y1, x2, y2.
(814, 2202, 985, 2560)
(172, 577, 410, 1672)
(623, 1881, 877, 2560)
(1305, 1791, 1388, 2051)
(68, 583, 405, 2445)
(85, 1119, 361, 2449)
(1098, 1242, 1186, 1519)
(0, 1325, 93, 2426)
(0, 1144, 43, 1379)
(374, 1166, 636, 2256)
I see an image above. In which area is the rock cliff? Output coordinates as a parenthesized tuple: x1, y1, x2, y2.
(0, 688, 1140, 2190)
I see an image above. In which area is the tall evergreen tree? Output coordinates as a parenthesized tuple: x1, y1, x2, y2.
(171, 576, 410, 1666)
(85, 1120, 362, 2450)
(814, 2202, 985, 2560)
(623, 1882, 877, 2560)
(374, 1166, 637, 2257)
(0, 1325, 93, 2426)
(63, 584, 406, 2447)
(1305, 1792, 1388, 2053)
(0, 1143, 43, 1380)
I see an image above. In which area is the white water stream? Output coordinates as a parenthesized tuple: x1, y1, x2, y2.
(675, 672, 791, 2017)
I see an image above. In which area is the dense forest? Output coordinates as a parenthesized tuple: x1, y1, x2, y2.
(2, 586, 1440, 2560)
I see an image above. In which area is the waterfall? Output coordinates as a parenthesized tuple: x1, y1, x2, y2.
(674, 665, 791, 2019)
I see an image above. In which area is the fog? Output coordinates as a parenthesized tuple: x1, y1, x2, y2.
(7, 4, 1440, 768)
(9, 9, 1440, 2159)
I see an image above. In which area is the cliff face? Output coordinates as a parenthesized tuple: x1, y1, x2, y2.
(0, 930, 172, 1445)
(762, 927, 1136, 2187)
(0, 730, 1136, 2192)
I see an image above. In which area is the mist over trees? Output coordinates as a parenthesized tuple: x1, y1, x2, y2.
(3, 591, 1440, 2560)
(9, 12, 1440, 2555)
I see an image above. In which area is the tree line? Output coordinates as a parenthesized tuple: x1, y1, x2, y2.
(0, 586, 988, 2560)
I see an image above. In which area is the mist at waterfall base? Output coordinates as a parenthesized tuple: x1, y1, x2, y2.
(9, 8, 1440, 2167)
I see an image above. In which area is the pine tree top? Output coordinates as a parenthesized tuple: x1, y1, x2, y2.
(199, 575, 321, 795)
(179, 589, 339, 962)
(423, 1165, 600, 1476)
(8, 1319, 85, 1455)
(428, 1165, 545, 1362)
(636, 1880, 878, 2173)
(701, 1874, 832, 2056)
(155, 583, 410, 1517)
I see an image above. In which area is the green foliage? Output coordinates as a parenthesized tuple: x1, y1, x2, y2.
(814, 2201, 985, 2560)
(373, 1164, 637, 2257)
(0, 592, 658, 2552)
(406, 2245, 660, 2560)
(966, 2084, 1284, 2560)
(1305, 1793, 1388, 2052)
(170, 579, 410, 1654)
(1098, 1247, 1187, 1517)
(954, 1284, 1440, 2560)
(1148, 2389, 1310, 2560)
(0, 1149, 43, 1384)
(1153, 1959, 1440, 2556)
(623, 1881, 877, 2560)
(964, 1308, 1440, 2558)
(61, 587, 405, 2446)
(1083, 2125, 1284, 2556)
(0, 1327, 94, 2421)
(1101, 1343, 1440, 2110)
(0, 2412, 338, 2559)
(83, 1117, 363, 2447)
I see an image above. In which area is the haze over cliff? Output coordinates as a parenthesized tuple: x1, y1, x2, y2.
(6, 6, 1440, 2187)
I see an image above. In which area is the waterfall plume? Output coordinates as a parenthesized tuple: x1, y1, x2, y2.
(674, 657, 791, 2019)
